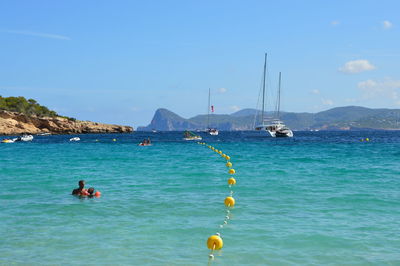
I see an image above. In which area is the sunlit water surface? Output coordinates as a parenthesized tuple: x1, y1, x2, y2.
(1, 131, 399, 265)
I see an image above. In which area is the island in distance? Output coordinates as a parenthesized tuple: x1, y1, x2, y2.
(0, 96, 133, 135)
(137, 107, 400, 131)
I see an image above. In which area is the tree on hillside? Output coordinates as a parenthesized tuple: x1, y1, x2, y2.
(0, 95, 59, 117)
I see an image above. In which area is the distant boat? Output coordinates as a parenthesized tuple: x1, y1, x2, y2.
(69, 137, 80, 142)
(1, 138, 15, 143)
(206, 88, 219, 135)
(37, 132, 51, 136)
(254, 53, 293, 138)
(268, 72, 293, 138)
(183, 130, 202, 141)
(14, 134, 34, 142)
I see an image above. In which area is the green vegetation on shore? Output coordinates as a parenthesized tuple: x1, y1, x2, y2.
(0, 96, 75, 120)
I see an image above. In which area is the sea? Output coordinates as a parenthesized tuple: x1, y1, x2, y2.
(0, 131, 399, 265)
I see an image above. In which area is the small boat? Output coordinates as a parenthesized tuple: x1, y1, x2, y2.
(183, 130, 202, 141)
(206, 88, 219, 136)
(266, 119, 294, 138)
(14, 134, 34, 142)
(1, 138, 15, 143)
(268, 73, 293, 138)
(37, 132, 51, 136)
(69, 137, 80, 141)
(208, 128, 219, 135)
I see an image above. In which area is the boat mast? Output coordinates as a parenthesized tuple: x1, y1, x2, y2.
(261, 53, 267, 125)
(277, 72, 281, 119)
(207, 88, 211, 129)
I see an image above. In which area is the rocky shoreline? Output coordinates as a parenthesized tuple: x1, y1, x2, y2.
(0, 110, 133, 135)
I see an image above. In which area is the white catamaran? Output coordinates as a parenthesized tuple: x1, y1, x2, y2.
(206, 88, 219, 135)
(255, 53, 293, 138)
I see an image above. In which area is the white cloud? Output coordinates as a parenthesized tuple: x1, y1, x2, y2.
(321, 98, 334, 106)
(382, 20, 393, 30)
(0, 29, 71, 40)
(331, 20, 340, 26)
(358, 78, 400, 103)
(218, 87, 227, 93)
(230, 105, 240, 112)
(310, 89, 320, 95)
(339, 60, 376, 74)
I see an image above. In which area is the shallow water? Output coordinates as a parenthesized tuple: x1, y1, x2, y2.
(1, 131, 399, 265)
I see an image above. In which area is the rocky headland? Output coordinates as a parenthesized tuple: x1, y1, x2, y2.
(0, 110, 133, 135)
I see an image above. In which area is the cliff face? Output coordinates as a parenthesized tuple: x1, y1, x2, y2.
(145, 108, 199, 131)
(0, 110, 133, 135)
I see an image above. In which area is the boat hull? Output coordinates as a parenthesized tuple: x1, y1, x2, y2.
(183, 136, 202, 141)
(273, 129, 294, 138)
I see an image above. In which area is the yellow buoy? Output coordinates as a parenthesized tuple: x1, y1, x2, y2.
(218, 151, 222, 155)
(113, 139, 116, 142)
(229, 168, 236, 174)
(366, 138, 370, 141)
(207, 235, 223, 250)
(224, 196, 235, 207)
(225, 156, 231, 161)
(226, 162, 232, 168)
(228, 177, 236, 185)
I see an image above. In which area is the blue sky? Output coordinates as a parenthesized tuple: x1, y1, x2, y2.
(0, 0, 399, 127)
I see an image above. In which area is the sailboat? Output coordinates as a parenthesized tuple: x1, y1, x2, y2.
(271, 72, 293, 138)
(206, 88, 219, 135)
(254, 53, 293, 138)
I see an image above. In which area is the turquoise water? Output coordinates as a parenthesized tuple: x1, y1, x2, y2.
(1, 132, 400, 265)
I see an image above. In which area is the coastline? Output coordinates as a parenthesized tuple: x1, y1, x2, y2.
(0, 110, 133, 135)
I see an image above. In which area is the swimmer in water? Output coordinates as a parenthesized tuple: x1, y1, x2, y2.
(87, 187, 95, 198)
(72, 180, 88, 196)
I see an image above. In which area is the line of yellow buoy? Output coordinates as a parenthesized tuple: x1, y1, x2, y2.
(197, 142, 236, 261)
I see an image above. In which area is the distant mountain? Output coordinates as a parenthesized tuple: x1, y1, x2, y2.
(230, 109, 260, 117)
(145, 108, 199, 131)
(137, 106, 400, 131)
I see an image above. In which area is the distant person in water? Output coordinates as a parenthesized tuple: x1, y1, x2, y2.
(72, 180, 88, 196)
(140, 138, 151, 145)
(87, 187, 95, 198)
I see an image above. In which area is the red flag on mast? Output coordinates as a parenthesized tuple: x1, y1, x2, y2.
(211, 105, 214, 113)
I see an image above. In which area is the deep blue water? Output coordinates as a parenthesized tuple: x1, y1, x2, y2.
(1, 131, 399, 265)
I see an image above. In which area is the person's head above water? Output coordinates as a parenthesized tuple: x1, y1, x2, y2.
(78, 180, 85, 189)
(72, 180, 87, 195)
(87, 187, 95, 195)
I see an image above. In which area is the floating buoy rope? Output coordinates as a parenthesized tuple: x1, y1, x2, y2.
(197, 142, 237, 262)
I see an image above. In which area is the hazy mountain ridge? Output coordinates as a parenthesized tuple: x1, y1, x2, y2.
(137, 106, 400, 131)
